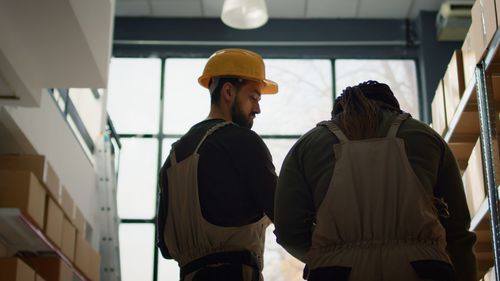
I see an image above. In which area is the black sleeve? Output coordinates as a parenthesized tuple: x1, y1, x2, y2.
(234, 130, 277, 222)
(156, 160, 173, 259)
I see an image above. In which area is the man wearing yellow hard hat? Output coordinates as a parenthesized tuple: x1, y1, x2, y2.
(156, 48, 278, 281)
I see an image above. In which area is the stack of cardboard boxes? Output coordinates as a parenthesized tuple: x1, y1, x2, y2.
(431, 0, 499, 217)
(430, 0, 500, 278)
(0, 155, 100, 281)
(431, 80, 447, 135)
(462, 138, 486, 216)
(431, 46, 480, 173)
(432, 0, 499, 137)
(0, 258, 44, 281)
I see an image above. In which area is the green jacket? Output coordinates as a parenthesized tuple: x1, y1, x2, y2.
(274, 110, 477, 281)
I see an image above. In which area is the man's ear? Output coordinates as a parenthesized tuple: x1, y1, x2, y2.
(221, 82, 234, 103)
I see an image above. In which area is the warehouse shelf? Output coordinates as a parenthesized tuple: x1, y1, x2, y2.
(470, 198, 490, 232)
(442, 81, 480, 171)
(444, 81, 477, 144)
(0, 208, 89, 281)
(471, 25, 500, 278)
(468, 198, 494, 278)
(438, 21, 500, 279)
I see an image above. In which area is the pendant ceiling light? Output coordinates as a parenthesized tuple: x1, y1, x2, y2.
(221, 0, 269, 30)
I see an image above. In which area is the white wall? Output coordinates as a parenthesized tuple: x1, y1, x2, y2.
(0, 0, 114, 107)
(1, 91, 101, 244)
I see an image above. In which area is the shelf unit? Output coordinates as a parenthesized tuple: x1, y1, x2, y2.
(444, 81, 479, 171)
(449, 26, 500, 279)
(0, 208, 89, 281)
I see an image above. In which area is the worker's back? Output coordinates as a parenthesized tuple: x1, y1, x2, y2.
(306, 113, 451, 281)
(157, 119, 276, 281)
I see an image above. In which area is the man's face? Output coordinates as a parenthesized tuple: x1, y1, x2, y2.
(231, 80, 262, 129)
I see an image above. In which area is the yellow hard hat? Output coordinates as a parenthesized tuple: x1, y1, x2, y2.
(198, 48, 278, 94)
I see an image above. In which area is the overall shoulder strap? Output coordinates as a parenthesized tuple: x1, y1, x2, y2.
(317, 120, 349, 143)
(194, 121, 233, 153)
(169, 143, 178, 166)
(386, 113, 410, 138)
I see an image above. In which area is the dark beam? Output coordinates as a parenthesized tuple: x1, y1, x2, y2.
(113, 17, 419, 59)
(112, 16, 463, 123)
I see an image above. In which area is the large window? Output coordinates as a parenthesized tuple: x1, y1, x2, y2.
(163, 59, 210, 135)
(119, 223, 155, 281)
(108, 56, 418, 281)
(335, 59, 420, 119)
(251, 59, 333, 135)
(117, 138, 158, 219)
(108, 58, 162, 134)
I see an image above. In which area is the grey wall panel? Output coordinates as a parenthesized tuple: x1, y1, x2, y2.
(416, 11, 461, 122)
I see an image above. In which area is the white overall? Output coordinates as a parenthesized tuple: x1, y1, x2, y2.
(164, 121, 270, 281)
(306, 114, 451, 281)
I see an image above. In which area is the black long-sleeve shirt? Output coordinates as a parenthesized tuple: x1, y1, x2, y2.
(274, 111, 477, 281)
(156, 119, 277, 258)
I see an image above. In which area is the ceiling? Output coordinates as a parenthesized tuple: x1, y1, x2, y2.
(115, 0, 447, 19)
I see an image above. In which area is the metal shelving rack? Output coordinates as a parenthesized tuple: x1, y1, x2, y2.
(0, 208, 89, 280)
(477, 59, 500, 281)
(447, 28, 500, 279)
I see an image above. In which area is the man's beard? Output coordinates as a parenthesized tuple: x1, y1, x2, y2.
(231, 98, 253, 129)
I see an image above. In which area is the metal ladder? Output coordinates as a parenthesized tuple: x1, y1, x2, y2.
(95, 133, 122, 281)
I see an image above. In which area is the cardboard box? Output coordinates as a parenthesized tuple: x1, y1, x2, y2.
(449, 142, 475, 171)
(45, 197, 64, 248)
(61, 217, 76, 261)
(461, 28, 478, 88)
(0, 170, 46, 229)
(443, 50, 465, 126)
(471, 0, 484, 62)
(73, 273, 85, 281)
(471, 0, 498, 62)
(75, 234, 100, 280)
(0, 257, 36, 281)
(492, 75, 500, 102)
(23, 257, 73, 281)
(88, 246, 101, 281)
(0, 241, 7, 257)
(480, 0, 498, 47)
(497, 0, 500, 27)
(74, 234, 89, 278)
(462, 138, 486, 216)
(431, 80, 447, 135)
(60, 185, 74, 220)
(0, 155, 60, 200)
(72, 205, 86, 236)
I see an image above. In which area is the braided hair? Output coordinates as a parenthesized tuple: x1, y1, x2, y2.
(332, 80, 402, 140)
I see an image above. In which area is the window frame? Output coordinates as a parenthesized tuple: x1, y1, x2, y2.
(114, 56, 421, 281)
